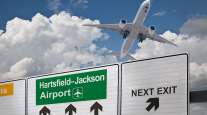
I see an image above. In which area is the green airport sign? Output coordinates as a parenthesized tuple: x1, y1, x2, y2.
(36, 69, 107, 105)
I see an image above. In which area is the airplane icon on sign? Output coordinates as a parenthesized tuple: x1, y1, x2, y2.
(72, 87, 83, 99)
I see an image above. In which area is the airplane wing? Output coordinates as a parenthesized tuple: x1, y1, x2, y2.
(82, 24, 123, 32)
(147, 33, 177, 46)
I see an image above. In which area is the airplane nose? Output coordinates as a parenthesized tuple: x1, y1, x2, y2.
(146, 0, 150, 4)
(144, 0, 150, 6)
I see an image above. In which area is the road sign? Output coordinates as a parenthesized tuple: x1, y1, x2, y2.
(0, 82, 13, 96)
(0, 80, 26, 115)
(28, 64, 119, 115)
(121, 54, 189, 115)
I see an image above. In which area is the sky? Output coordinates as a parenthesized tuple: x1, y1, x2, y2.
(0, 0, 207, 114)
(0, 0, 207, 52)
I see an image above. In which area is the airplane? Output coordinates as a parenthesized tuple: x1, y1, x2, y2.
(83, 0, 177, 59)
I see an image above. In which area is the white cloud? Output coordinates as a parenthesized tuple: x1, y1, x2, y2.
(180, 16, 207, 37)
(2, 58, 33, 80)
(0, 12, 116, 81)
(190, 63, 207, 90)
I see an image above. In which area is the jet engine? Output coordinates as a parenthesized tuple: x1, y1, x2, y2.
(148, 25, 156, 35)
(120, 19, 127, 24)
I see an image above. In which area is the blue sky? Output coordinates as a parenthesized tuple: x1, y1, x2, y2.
(1, 0, 207, 31)
(0, 0, 207, 53)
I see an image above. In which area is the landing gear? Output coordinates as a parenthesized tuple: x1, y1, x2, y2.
(121, 30, 130, 39)
(138, 33, 145, 42)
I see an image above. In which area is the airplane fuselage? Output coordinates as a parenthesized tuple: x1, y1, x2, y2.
(133, 0, 150, 26)
(121, 0, 150, 57)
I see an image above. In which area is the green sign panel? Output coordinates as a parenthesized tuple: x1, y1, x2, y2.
(36, 69, 107, 105)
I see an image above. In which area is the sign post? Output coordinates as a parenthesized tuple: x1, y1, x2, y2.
(121, 54, 189, 115)
(28, 65, 119, 115)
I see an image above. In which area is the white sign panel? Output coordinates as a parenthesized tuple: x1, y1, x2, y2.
(0, 80, 26, 115)
(121, 54, 188, 115)
(28, 64, 119, 115)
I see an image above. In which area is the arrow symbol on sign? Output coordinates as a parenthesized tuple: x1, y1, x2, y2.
(39, 106, 50, 115)
(65, 104, 76, 115)
(90, 102, 103, 115)
(146, 97, 159, 112)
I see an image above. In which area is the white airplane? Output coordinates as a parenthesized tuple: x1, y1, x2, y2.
(83, 0, 177, 59)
